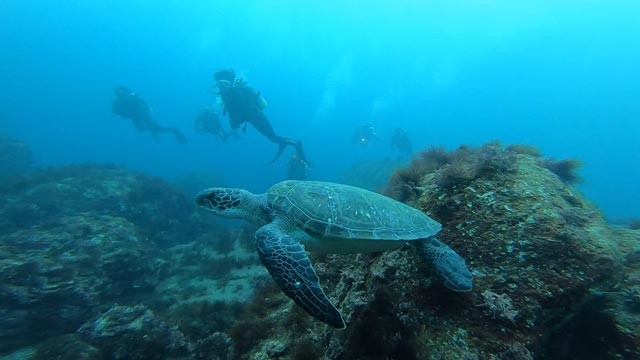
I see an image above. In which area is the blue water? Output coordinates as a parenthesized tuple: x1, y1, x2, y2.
(1, 1, 639, 219)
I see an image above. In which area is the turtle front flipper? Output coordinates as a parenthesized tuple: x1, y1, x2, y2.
(256, 223, 346, 328)
(418, 237, 473, 292)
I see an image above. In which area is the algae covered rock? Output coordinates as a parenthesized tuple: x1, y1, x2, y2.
(0, 214, 160, 353)
(0, 163, 257, 358)
(151, 228, 265, 343)
(585, 227, 640, 358)
(0, 334, 100, 360)
(0, 164, 217, 246)
(222, 143, 639, 360)
(79, 304, 192, 359)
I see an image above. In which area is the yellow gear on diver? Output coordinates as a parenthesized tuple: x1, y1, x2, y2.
(258, 96, 268, 110)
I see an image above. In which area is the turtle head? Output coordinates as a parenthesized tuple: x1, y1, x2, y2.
(195, 188, 267, 224)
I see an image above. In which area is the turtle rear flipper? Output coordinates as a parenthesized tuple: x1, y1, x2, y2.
(256, 222, 346, 328)
(418, 237, 473, 292)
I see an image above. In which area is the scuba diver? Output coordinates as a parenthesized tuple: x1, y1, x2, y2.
(112, 86, 188, 144)
(210, 68, 308, 165)
(194, 105, 234, 142)
(390, 127, 413, 155)
(286, 153, 309, 180)
(351, 122, 380, 146)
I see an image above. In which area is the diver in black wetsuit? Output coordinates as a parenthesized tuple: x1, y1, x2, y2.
(195, 105, 233, 141)
(112, 86, 188, 144)
(286, 153, 309, 180)
(351, 122, 380, 146)
(211, 69, 308, 165)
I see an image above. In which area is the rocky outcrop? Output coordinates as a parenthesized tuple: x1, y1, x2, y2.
(0, 214, 160, 353)
(225, 143, 639, 360)
(1, 146, 637, 359)
(0, 164, 217, 246)
(79, 304, 192, 359)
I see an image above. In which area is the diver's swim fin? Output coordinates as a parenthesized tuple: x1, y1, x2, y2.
(266, 142, 288, 165)
(295, 141, 312, 167)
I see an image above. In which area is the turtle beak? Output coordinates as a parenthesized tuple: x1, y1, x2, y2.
(195, 189, 215, 210)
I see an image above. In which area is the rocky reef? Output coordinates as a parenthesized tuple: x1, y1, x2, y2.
(223, 143, 640, 360)
(0, 164, 214, 246)
(0, 214, 159, 352)
(1, 141, 638, 359)
(0, 163, 262, 359)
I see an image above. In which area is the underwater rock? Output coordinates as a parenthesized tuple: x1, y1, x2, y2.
(0, 163, 218, 246)
(32, 334, 100, 360)
(0, 162, 270, 358)
(195, 331, 234, 360)
(151, 233, 266, 343)
(0, 334, 100, 360)
(223, 142, 639, 360)
(557, 227, 640, 360)
(79, 304, 192, 359)
(0, 214, 160, 354)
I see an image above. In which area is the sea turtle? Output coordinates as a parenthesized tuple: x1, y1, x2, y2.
(195, 180, 472, 328)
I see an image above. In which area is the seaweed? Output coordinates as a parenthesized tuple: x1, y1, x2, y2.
(228, 317, 272, 354)
(291, 337, 322, 360)
(384, 142, 518, 200)
(225, 283, 285, 356)
(543, 158, 583, 183)
(384, 165, 424, 202)
(343, 288, 418, 360)
(382, 145, 451, 201)
(169, 300, 243, 338)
